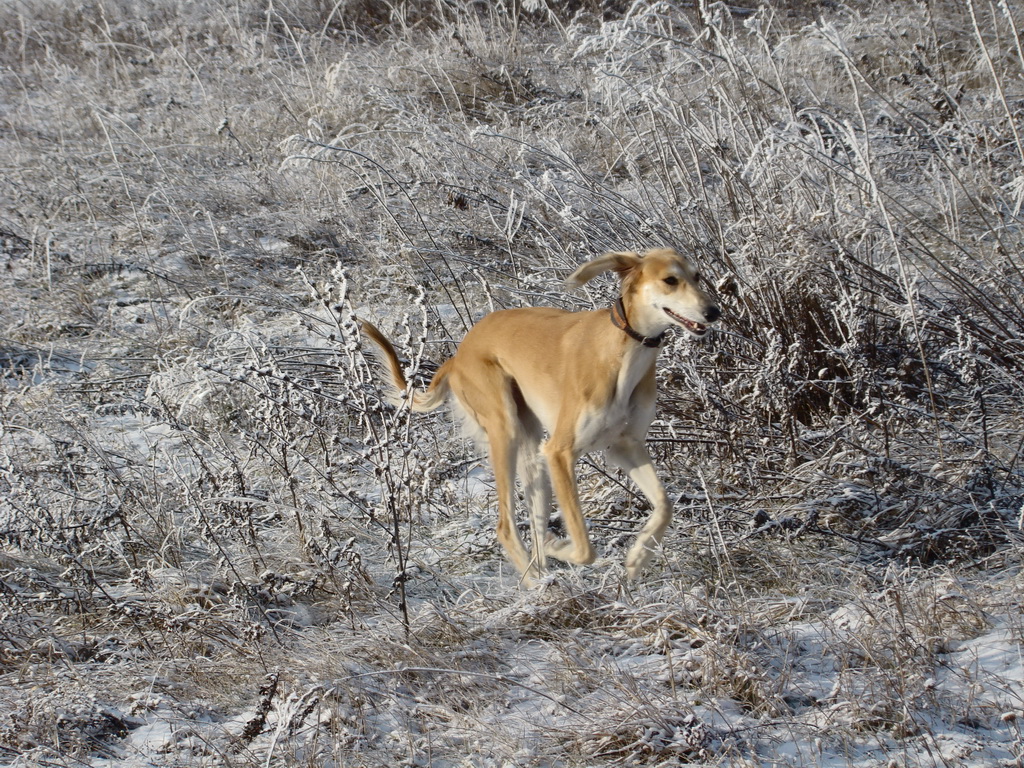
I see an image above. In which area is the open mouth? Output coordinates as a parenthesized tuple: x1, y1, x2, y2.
(664, 307, 708, 337)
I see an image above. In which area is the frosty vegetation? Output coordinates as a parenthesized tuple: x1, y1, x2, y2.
(1, 0, 1023, 765)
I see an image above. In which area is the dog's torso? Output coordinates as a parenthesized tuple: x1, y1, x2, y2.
(452, 307, 659, 454)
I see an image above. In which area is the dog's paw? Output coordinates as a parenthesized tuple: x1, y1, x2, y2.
(624, 547, 652, 580)
(545, 537, 596, 565)
(543, 536, 571, 560)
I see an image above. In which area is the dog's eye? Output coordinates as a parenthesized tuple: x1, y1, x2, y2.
(693, 273, 702, 285)
(663, 276, 679, 286)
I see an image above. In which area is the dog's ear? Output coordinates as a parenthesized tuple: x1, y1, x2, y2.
(566, 251, 642, 287)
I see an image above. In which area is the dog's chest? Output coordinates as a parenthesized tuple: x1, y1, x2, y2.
(575, 357, 656, 452)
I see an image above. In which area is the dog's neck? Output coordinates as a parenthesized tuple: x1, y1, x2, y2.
(610, 297, 664, 348)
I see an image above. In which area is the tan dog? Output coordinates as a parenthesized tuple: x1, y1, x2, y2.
(362, 248, 721, 582)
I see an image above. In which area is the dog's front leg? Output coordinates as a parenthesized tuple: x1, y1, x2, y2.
(608, 439, 672, 579)
(541, 438, 597, 566)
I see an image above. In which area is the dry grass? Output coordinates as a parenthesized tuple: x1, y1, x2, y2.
(2, 0, 1024, 765)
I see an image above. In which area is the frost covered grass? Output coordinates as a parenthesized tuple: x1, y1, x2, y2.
(1, 0, 1024, 765)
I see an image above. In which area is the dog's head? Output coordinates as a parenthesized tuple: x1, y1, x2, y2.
(568, 248, 721, 339)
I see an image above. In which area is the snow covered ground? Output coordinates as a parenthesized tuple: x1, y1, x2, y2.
(2, 1, 1023, 765)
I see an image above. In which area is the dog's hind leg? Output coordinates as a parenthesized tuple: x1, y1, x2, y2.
(519, 439, 551, 574)
(607, 438, 672, 580)
(512, 388, 551, 575)
(451, 366, 537, 582)
(488, 427, 538, 580)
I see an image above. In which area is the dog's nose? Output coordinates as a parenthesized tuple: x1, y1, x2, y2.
(704, 305, 721, 323)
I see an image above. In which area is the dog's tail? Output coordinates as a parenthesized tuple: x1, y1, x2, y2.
(360, 320, 451, 413)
